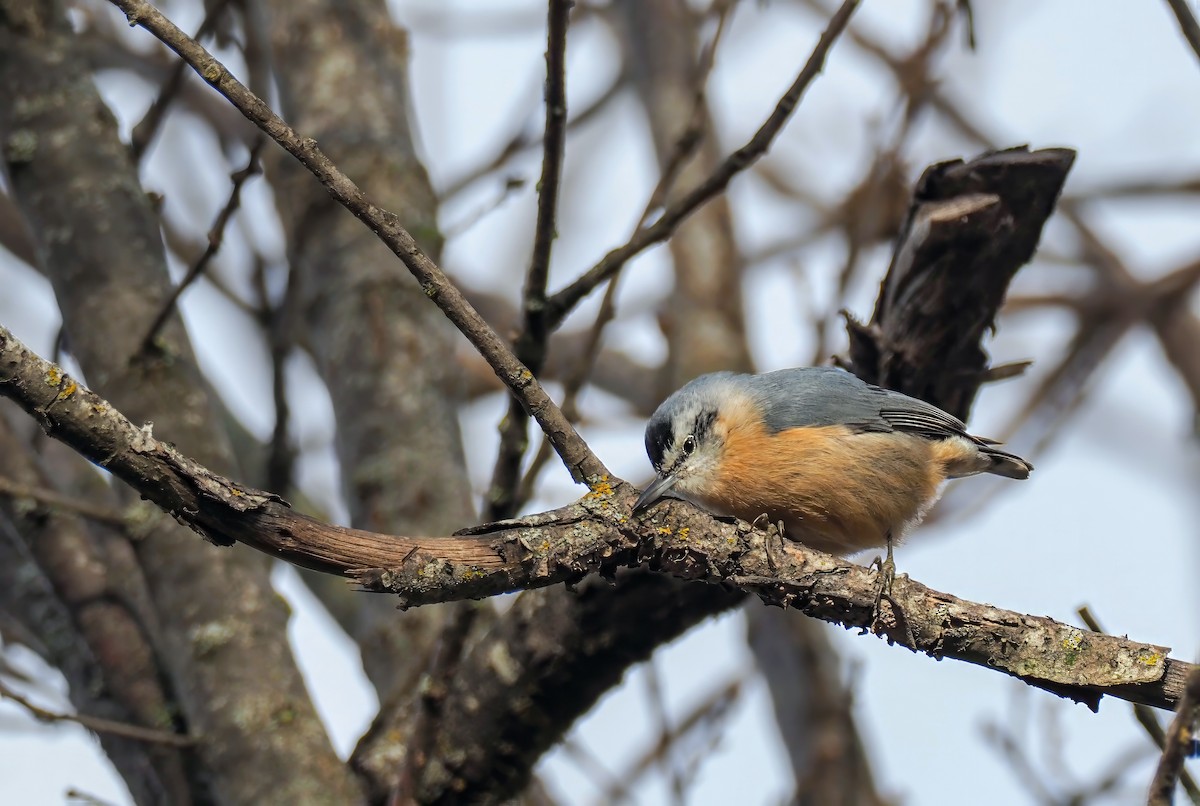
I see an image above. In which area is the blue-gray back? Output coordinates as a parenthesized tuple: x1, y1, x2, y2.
(741, 367, 968, 440)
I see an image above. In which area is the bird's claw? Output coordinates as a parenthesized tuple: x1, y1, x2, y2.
(869, 532, 898, 631)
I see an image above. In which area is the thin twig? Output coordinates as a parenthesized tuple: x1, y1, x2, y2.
(439, 67, 628, 201)
(513, 274, 619, 510)
(636, 0, 735, 228)
(486, 0, 573, 520)
(643, 659, 685, 806)
(544, 0, 862, 327)
(1166, 0, 1200, 68)
(1080, 607, 1200, 806)
(1148, 665, 1200, 806)
(139, 136, 266, 355)
(0, 679, 193, 747)
(0, 476, 128, 528)
(129, 0, 234, 159)
(524, 0, 571, 342)
(513, 3, 735, 508)
(605, 674, 743, 803)
(108, 0, 608, 483)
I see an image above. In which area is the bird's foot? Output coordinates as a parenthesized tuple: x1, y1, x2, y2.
(869, 532, 899, 632)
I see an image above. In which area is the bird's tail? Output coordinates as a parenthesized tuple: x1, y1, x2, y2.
(979, 442, 1033, 480)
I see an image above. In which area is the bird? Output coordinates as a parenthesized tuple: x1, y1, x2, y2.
(632, 366, 1031, 560)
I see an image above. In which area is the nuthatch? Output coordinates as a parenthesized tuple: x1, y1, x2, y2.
(633, 367, 1031, 556)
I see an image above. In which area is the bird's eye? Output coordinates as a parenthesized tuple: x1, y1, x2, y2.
(682, 434, 696, 456)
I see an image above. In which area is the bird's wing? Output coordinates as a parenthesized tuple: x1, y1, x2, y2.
(751, 367, 969, 441)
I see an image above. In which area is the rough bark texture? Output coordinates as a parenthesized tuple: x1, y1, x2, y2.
(1, 323, 1192, 720)
(843, 147, 1077, 419)
(353, 571, 742, 802)
(0, 3, 360, 803)
(262, 0, 475, 705)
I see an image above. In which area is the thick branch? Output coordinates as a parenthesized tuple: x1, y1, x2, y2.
(842, 146, 1076, 419)
(0, 324, 1193, 717)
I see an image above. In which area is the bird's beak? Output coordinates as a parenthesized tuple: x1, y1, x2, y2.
(634, 473, 678, 515)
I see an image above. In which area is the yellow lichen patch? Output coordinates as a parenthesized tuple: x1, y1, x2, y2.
(584, 477, 615, 501)
(1142, 652, 1161, 666)
(44, 367, 62, 386)
(678, 527, 690, 541)
(54, 380, 77, 402)
(656, 526, 672, 536)
(460, 568, 486, 581)
(1061, 629, 1085, 666)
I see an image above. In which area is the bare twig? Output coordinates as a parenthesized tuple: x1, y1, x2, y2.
(0, 678, 193, 747)
(129, 0, 233, 159)
(487, 0, 573, 520)
(606, 674, 743, 803)
(544, 0, 862, 327)
(1148, 665, 1200, 806)
(107, 0, 607, 484)
(439, 66, 628, 201)
(138, 136, 266, 355)
(1166, 0, 1200, 68)
(1080, 607, 1200, 805)
(524, 0, 571, 340)
(0, 476, 128, 528)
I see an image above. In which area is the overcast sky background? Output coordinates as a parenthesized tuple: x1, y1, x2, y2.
(2, 0, 1199, 803)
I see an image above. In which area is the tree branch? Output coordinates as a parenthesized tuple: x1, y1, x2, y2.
(488, 0, 573, 520)
(544, 0, 862, 328)
(0, 323, 1193, 718)
(1148, 665, 1200, 806)
(107, 0, 606, 486)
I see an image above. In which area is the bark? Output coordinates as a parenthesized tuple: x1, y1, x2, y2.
(261, 0, 475, 704)
(843, 147, 1077, 419)
(1, 324, 1193, 723)
(0, 411, 185, 805)
(0, 3, 360, 802)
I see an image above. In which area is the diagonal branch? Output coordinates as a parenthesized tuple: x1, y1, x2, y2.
(1148, 665, 1200, 806)
(0, 323, 1194, 721)
(542, 0, 862, 328)
(488, 0, 573, 520)
(108, 0, 606, 486)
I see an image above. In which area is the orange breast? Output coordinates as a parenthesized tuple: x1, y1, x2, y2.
(699, 422, 944, 555)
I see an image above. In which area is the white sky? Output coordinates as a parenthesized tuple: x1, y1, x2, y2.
(1, 1, 1198, 804)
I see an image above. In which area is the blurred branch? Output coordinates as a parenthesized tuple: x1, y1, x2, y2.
(1148, 666, 1200, 806)
(488, 0, 573, 520)
(0, 678, 193, 747)
(129, 0, 233, 158)
(747, 608, 887, 806)
(439, 65, 628, 201)
(1079, 607, 1200, 805)
(139, 135, 265, 355)
(619, 0, 752, 390)
(110, 0, 607, 485)
(1165, 0, 1200, 67)
(544, 0, 862, 328)
(604, 673, 744, 804)
(0, 475, 128, 528)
